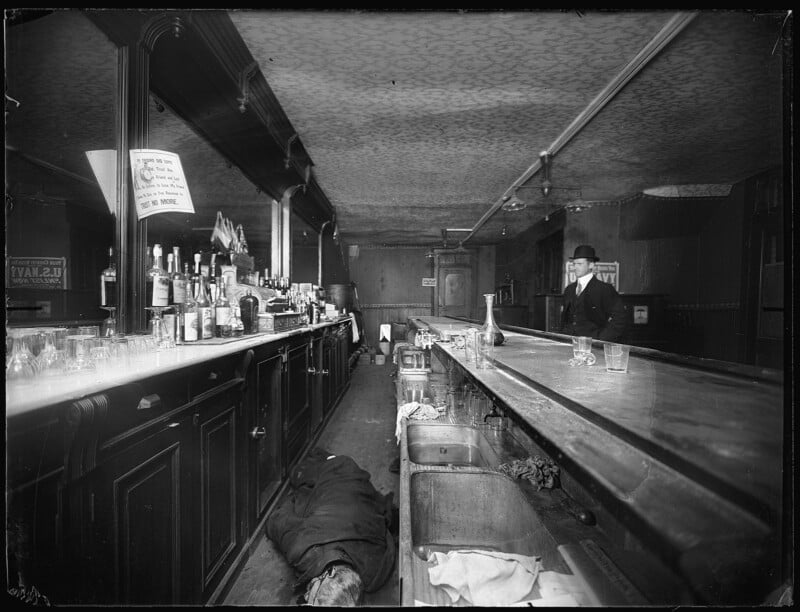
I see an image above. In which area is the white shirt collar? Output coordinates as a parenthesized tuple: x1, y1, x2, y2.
(577, 272, 593, 291)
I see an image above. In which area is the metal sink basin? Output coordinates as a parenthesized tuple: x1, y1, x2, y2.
(410, 471, 549, 560)
(406, 423, 497, 467)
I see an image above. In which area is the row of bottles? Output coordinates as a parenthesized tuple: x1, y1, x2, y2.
(143, 244, 249, 343)
(101, 244, 334, 341)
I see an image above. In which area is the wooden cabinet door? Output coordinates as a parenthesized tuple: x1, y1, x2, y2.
(283, 341, 310, 471)
(193, 386, 246, 602)
(322, 330, 335, 415)
(86, 415, 193, 605)
(309, 333, 325, 433)
(254, 353, 283, 517)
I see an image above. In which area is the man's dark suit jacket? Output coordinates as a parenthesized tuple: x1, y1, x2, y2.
(561, 275, 627, 341)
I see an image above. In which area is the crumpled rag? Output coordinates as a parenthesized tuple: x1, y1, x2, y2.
(427, 549, 542, 606)
(395, 401, 440, 444)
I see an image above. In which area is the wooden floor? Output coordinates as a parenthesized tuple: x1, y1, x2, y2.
(222, 357, 401, 606)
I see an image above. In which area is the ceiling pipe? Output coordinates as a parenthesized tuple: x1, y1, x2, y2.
(461, 11, 698, 244)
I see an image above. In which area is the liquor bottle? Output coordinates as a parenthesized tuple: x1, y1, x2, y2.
(166, 252, 175, 304)
(209, 253, 218, 304)
(229, 304, 244, 338)
(145, 244, 170, 307)
(195, 273, 213, 339)
(215, 279, 232, 338)
(182, 285, 199, 343)
(239, 289, 259, 334)
(172, 247, 187, 305)
(207, 267, 217, 336)
(191, 253, 202, 300)
(100, 246, 117, 307)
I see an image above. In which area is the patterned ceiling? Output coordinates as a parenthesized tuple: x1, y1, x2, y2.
(230, 9, 787, 246)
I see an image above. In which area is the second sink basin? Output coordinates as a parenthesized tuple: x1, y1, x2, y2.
(406, 423, 497, 467)
(410, 470, 552, 560)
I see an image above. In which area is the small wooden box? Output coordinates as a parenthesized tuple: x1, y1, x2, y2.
(258, 311, 304, 334)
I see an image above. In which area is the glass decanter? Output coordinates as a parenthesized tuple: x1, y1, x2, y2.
(481, 293, 505, 346)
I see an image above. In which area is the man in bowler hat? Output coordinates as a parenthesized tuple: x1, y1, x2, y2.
(561, 245, 626, 341)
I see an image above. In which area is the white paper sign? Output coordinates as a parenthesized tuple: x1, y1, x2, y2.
(422, 277, 437, 287)
(129, 149, 195, 220)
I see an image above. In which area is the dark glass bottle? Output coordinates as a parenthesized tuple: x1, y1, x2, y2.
(239, 289, 259, 334)
(100, 246, 117, 307)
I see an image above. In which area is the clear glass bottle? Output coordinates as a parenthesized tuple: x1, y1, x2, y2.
(229, 304, 244, 338)
(100, 246, 117, 307)
(195, 273, 213, 339)
(146, 244, 170, 307)
(215, 279, 232, 338)
(172, 247, 187, 305)
(481, 293, 505, 346)
(181, 285, 199, 343)
(191, 253, 202, 300)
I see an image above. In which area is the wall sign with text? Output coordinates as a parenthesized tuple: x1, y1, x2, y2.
(7, 256, 68, 289)
(564, 261, 619, 290)
(130, 149, 195, 220)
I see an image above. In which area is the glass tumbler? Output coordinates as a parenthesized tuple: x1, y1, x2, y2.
(6, 328, 37, 383)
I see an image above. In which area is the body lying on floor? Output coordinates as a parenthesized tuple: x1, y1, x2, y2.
(266, 447, 397, 606)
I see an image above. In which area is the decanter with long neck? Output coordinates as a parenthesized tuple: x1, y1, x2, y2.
(481, 293, 505, 346)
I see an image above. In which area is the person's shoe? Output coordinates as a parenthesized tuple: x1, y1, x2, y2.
(389, 457, 401, 473)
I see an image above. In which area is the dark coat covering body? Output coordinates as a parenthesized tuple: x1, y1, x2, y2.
(561, 275, 627, 341)
(266, 448, 396, 592)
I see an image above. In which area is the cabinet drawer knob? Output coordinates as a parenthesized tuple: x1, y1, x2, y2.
(307, 367, 317, 375)
(320, 369, 330, 376)
(249, 427, 267, 439)
(137, 394, 161, 410)
(208, 370, 220, 381)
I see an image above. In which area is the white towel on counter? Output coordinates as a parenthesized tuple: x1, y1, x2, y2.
(427, 549, 542, 606)
(394, 401, 440, 444)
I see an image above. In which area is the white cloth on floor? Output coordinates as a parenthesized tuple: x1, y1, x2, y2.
(349, 312, 360, 343)
(427, 549, 542, 606)
(394, 401, 440, 444)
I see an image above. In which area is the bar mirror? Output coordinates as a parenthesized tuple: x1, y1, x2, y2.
(5, 11, 119, 328)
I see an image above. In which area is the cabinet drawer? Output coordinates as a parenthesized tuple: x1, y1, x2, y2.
(98, 374, 191, 444)
(188, 354, 241, 399)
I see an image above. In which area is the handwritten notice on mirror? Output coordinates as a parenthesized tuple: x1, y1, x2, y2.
(129, 149, 195, 220)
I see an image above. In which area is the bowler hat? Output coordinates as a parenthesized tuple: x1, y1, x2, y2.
(570, 245, 599, 261)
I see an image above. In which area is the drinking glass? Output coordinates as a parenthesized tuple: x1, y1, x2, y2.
(6, 328, 37, 383)
(604, 343, 631, 373)
(78, 325, 100, 338)
(464, 328, 478, 364)
(65, 333, 96, 372)
(569, 336, 596, 366)
(476, 331, 495, 369)
(90, 338, 113, 373)
(35, 329, 67, 377)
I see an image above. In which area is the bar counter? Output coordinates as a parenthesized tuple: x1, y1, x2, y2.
(6, 318, 348, 417)
(407, 316, 786, 604)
